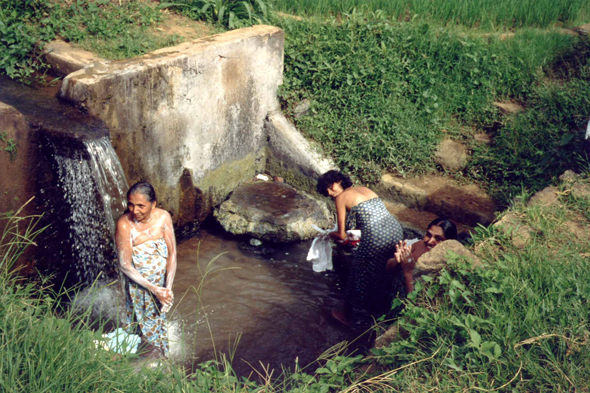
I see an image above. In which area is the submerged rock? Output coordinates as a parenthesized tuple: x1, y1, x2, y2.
(214, 181, 331, 242)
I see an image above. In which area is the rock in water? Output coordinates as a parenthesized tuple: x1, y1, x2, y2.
(214, 181, 331, 242)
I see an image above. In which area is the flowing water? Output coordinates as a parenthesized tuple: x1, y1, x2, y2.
(47, 136, 128, 283)
(170, 225, 371, 378)
(1, 75, 375, 377)
(0, 76, 126, 285)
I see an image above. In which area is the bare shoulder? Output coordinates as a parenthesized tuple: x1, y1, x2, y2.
(116, 213, 131, 228)
(153, 207, 172, 223)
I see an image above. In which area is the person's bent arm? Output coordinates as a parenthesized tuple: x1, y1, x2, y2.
(395, 241, 415, 293)
(116, 217, 172, 305)
(162, 212, 177, 291)
(329, 195, 347, 241)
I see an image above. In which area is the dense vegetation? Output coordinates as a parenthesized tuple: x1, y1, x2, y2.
(1, 1, 590, 391)
(274, 12, 590, 203)
(0, 0, 179, 81)
(271, 0, 590, 29)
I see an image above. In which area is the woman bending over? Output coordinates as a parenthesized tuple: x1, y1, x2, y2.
(317, 170, 403, 325)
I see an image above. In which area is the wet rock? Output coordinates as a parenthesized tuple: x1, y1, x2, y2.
(214, 181, 331, 242)
(494, 212, 533, 249)
(414, 240, 482, 277)
(239, 241, 275, 255)
(528, 186, 559, 207)
(435, 139, 469, 171)
(293, 98, 311, 118)
(493, 101, 524, 115)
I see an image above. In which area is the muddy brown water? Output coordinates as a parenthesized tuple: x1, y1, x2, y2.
(169, 225, 373, 378)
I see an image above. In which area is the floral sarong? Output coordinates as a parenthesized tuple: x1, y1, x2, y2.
(125, 238, 169, 356)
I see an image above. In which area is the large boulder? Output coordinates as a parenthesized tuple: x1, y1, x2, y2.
(214, 180, 331, 242)
(414, 240, 482, 276)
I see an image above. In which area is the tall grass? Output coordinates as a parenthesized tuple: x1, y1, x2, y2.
(271, 0, 590, 28)
(368, 176, 590, 391)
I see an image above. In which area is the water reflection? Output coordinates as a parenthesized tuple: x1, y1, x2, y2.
(171, 225, 370, 378)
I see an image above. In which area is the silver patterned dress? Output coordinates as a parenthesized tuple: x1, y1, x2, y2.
(345, 197, 403, 316)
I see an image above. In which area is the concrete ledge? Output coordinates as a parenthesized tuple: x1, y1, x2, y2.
(59, 26, 285, 226)
(44, 40, 103, 77)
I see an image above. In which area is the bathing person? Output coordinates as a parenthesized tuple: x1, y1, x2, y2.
(317, 170, 403, 325)
(386, 218, 457, 294)
(115, 181, 177, 358)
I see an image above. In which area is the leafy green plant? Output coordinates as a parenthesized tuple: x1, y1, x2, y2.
(0, 132, 17, 160)
(274, 12, 589, 201)
(0, 0, 182, 82)
(159, 0, 269, 29)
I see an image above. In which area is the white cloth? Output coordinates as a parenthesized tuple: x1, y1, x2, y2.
(307, 224, 337, 272)
(307, 225, 362, 272)
(93, 327, 141, 354)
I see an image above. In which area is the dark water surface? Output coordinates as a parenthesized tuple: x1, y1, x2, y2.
(170, 226, 370, 378)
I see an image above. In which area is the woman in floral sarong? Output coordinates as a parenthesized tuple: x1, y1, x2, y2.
(115, 182, 177, 358)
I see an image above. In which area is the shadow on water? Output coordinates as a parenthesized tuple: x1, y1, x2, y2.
(171, 219, 376, 380)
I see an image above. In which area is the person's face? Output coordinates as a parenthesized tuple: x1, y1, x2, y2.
(327, 182, 344, 198)
(128, 192, 156, 223)
(423, 225, 446, 251)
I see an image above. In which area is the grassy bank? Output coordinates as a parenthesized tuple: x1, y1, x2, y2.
(3, 175, 589, 392)
(274, 12, 590, 204)
(271, 0, 590, 29)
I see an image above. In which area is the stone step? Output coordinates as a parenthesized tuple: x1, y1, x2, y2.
(377, 174, 497, 227)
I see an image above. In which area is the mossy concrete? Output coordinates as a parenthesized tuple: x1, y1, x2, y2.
(60, 26, 285, 227)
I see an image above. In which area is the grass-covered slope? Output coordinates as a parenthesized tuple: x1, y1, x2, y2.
(271, 0, 590, 29)
(274, 12, 590, 204)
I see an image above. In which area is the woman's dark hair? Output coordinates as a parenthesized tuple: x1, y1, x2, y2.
(127, 181, 157, 203)
(427, 218, 457, 240)
(316, 170, 353, 197)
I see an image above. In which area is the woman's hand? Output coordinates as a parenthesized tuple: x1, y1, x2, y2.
(151, 286, 174, 312)
(394, 240, 411, 263)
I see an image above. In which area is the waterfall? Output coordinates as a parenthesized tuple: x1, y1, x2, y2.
(84, 138, 129, 239)
(45, 136, 128, 285)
